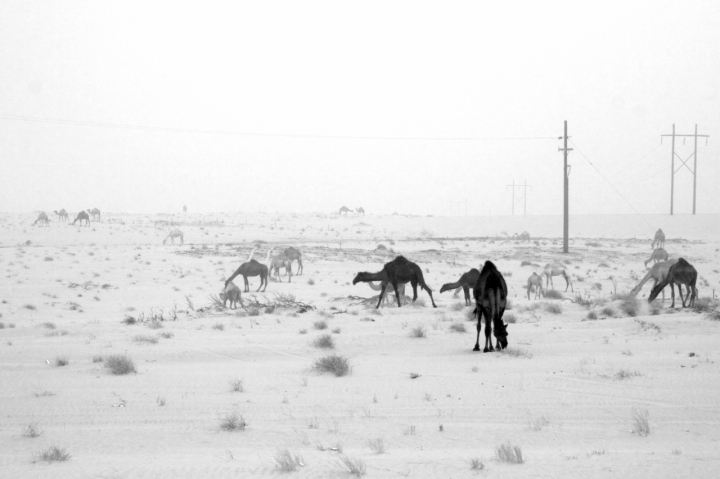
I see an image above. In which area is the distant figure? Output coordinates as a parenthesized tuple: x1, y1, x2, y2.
(54, 209, 69, 222)
(72, 211, 90, 226)
(32, 212, 50, 227)
(163, 229, 184, 245)
(652, 229, 665, 249)
(183, 205, 187, 214)
(356, 207, 365, 216)
(339, 206, 351, 215)
(87, 208, 101, 221)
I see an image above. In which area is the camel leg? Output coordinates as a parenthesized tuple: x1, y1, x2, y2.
(410, 281, 419, 302)
(463, 284, 470, 306)
(565, 272, 573, 292)
(421, 282, 438, 308)
(679, 285, 687, 308)
(375, 283, 388, 309)
(297, 259, 303, 275)
(261, 274, 267, 292)
(670, 283, 676, 308)
(392, 283, 402, 308)
(473, 308, 482, 351)
(484, 311, 493, 353)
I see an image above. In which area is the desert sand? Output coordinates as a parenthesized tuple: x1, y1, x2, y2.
(1, 211, 720, 478)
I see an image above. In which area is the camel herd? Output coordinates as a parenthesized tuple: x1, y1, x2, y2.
(31, 208, 100, 227)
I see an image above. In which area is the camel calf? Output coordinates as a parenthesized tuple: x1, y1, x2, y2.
(526, 272, 545, 300)
(219, 281, 243, 309)
(644, 248, 668, 267)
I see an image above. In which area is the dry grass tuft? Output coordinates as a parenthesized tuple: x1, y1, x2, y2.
(496, 442, 524, 463)
(449, 322, 466, 333)
(104, 354, 136, 374)
(229, 377, 245, 392)
(544, 290, 563, 300)
(409, 326, 427, 338)
(313, 354, 351, 377)
(338, 455, 366, 477)
(468, 457, 484, 470)
(220, 411, 247, 431)
(314, 320, 328, 330)
(313, 334, 335, 349)
(34, 446, 70, 463)
(133, 334, 158, 344)
(22, 421, 43, 438)
(529, 413, 549, 431)
(54, 355, 69, 367)
(544, 303, 562, 314)
(367, 437, 386, 454)
(620, 298, 640, 317)
(615, 369, 643, 380)
(275, 449, 304, 471)
(632, 407, 650, 436)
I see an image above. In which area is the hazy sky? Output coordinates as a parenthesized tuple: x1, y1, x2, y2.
(2, 1, 719, 217)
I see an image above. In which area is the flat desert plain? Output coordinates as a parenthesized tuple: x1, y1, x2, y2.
(1, 212, 720, 478)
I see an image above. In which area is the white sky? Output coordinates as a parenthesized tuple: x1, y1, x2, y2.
(1, 1, 719, 216)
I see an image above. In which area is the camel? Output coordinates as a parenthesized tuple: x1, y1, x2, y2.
(652, 228, 665, 249)
(225, 249, 270, 292)
(53, 209, 69, 222)
(356, 207, 365, 216)
(648, 258, 698, 308)
(339, 206, 351, 215)
(542, 262, 573, 292)
(526, 272, 545, 300)
(163, 229, 184, 245)
(269, 250, 293, 283)
(71, 211, 90, 226)
(352, 256, 437, 309)
(32, 212, 50, 227)
(472, 260, 509, 352)
(519, 231, 530, 242)
(88, 208, 101, 221)
(219, 281, 243, 309)
(284, 247, 304, 275)
(367, 281, 407, 307)
(644, 248, 669, 267)
(183, 205, 187, 214)
(629, 259, 678, 301)
(440, 268, 480, 306)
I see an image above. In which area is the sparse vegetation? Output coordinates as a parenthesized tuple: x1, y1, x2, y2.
(586, 310, 598, 320)
(54, 355, 69, 367)
(468, 458, 484, 470)
(313, 334, 335, 349)
(104, 354, 136, 374)
(220, 411, 247, 431)
(338, 455, 366, 477)
(34, 446, 70, 463)
(544, 290, 563, 300)
(544, 303, 562, 314)
(133, 334, 158, 344)
(601, 306, 616, 317)
(410, 326, 427, 338)
(160, 331, 174, 338)
(632, 407, 650, 436)
(529, 413, 549, 431)
(619, 297, 640, 317)
(449, 322, 466, 333)
(635, 319, 662, 333)
(275, 449, 304, 471)
(313, 354, 351, 377)
(615, 369, 643, 380)
(22, 421, 43, 438)
(496, 442, 524, 464)
(314, 320, 328, 330)
(367, 437, 386, 454)
(92, 355, 103, 363)
(212, 323, 225, 331)
(229, 377, 245, 392)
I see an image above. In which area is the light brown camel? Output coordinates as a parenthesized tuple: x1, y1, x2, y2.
(163, 229, 184, 245)
(32, 212, 50, 227)
(352, 256, 437, 309)
(219, 281, 243, 309)
(339, 206, 351, 215)
(284, 247, 303, 275)
(542, 262, 573, 292)
(644, 248, 669, 267)
(472, 260, 509, 352)
(71, 211, 90, 226)
(440, 268, 480, 306)
(367, 281, 407, 307)
(356, 207, 365, 216)
(53, 209, 69, 222)
(652, 228, 665, 249)
(269, 250, 292, 283)
(648, 258, 697, 308)
(88, 208, 101, 221)
(629, 259, 677, 301)
(526, 272, 545, 300)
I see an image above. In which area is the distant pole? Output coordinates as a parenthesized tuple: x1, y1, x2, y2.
(506, 180, 532, 216)
(671, 124, 675, 215)
(524, 179, 528, 215)
(693, 124, 698, 215)
(661, 124, 708, 215)
(558, 121, 572, 254)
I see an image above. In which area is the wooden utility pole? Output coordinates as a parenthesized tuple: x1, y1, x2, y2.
(661, 124, 709, 215)
(558, 121, 572, 253)
(506, 180, 532, 215)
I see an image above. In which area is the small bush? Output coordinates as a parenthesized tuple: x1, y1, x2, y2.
(275, 449, 304, 471)
(620, 298, 640, 317)
(367, 437, 386, 454)
(229, 377, 245, 392)
(496, 442, 524, 463)
(615, 369, 643, 380)
(449, 323, 466, 333)
(133, 334, 158, 344)
(104, 354, 136, 374)
(160, 331, 174, 339)
(147, 319, 163, 329)
(314, 320, 328, 330)
(529, 414, 549, 431)
(338, 455, 366, 477)
(313, 334, 335, 349)
(23, 422, 43, 438)
(122, 315, 137, 325)
(55, 355, 69, 367)
(307, 278, 315, 286)
(313, 354, 351, 377)
(23, 304, 37, 310)
(410, 326, 426, 338)
(544, 303, 562, 314)
(632, 407, 650, 436)
(504, 312, 517, 323)
(332, 327, 341, 334)
(544, 290, 563, 300)
(601, 306, 616, 317)
(220, 411, 247, 431)
(468, 457, 484, 470)
(520, 260, 532, 266)
(41, 321, 56, 329)
(586, 310, 598, 320)
(451, 302, 465, 311)
(34, 446, 70, 463)
(92, 355, 103, 363)
(212, 323, 225, 331)
(635, 319, 662, 333)
(247, 307, 261, 316)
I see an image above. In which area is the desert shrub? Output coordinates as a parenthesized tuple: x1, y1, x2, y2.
(247, 307, 261, 316)
(520, 260, 532, 266)
(544, 303, 562, 314)
(229, 377, 245, 392)
(122, 315, 137, 325)
(544, 290, 563, 300)
(133, 334, 158, 344)
(631, 407, 650, 436)
(147, 319, 163, 329)
(635, 319, 661, 333)
(601, 306, 615, 317)
(104, 354, 136, 374)
(92, 355, 103, 363)
(692, 297, 717, 314)
(41, 321, 56, 329)
(212, 323, 225, 331)
(307, 278, 315, 285)
(220, 411, 247, 431)
(529, 413, 549, 431)
(367, 437, 386, 454)
(504, 313, 517, 323)
(160, 331, 174, 338)
(313, 334, 335, 349)
(468, 458, 484, 470)
(615, 369, 643, 380)
(620, 298, 640, 317)
(451, 302, 465, 311)
(313, 354, 350, 377)
(449, 323, 466, 333)
(55, 356, 69, 367)
(299, 329, 308, 334)
(314, 320, 328, 330)
(275, 449, 304, 471)
(332, 327, 341, 334)
(410, 326, 426, 338)
(23, 304, 36, 310)
(586, 310, 598, 320)
(34, 446, 70, 463)
(496, 442, 523, 463)
(598, 263, 609, 268)
(23, 421, 43, 438)
(338, 455, 366, 477)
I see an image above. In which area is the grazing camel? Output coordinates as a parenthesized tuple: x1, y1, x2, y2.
(225, 249, 270, 292)
(472, 260, 509, 352)
(284, 247, 304, 275)
(163, 229, 184, 245)
(352, 256, 437, 309)
(367, 281, 406, 307)
(32, 212, 50, 227)
(629, 259, 678, 301)
(219, 281, 243, 309)
(356, 207, 365, 216)
(269, 252, 293, 283)
(440, 268, 480, 306)
(54, 209, 69, 222)
(644, 248, 669, 267)
(88, 208, 101, 221)
(542, 262, 573, 292)
(652, 229, 665, 249)
(519, 231, 530, 242)
(339, 206, 351, 215)
(526, 272, 545, 300)
(71, 211, 90, 226)
(648, 258, 698, 308)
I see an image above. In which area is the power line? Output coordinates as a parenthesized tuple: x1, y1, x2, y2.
(0, 113, 557, 141)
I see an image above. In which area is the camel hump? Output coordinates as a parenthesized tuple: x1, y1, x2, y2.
(394, 255, 409, 262)
(481, 260, 499, 272)
(676, 257, 689, 266)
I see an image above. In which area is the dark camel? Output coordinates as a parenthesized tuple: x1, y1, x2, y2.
(32, 212, 50, 227)
(367, 281, 406, 307)
(644, 248, 668, 267)
(472, 260, 509, 352)
(71, 211, 90, 226)
(352, 256, 437, 309)
(225, 250, 269, 292)
(440, 268, 480, 306)
(648, 258, 698, 308)
(630, 259, 677, 301)
(54, 209, 69, 222)
(652, 228, 665, 249)
(284, 247, 303, 275)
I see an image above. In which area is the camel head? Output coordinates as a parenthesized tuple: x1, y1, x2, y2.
(352, 272, 370, 285)
(494, 322, 509, 349)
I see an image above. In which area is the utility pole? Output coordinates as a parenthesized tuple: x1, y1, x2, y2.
(506, 180, 532, 215)
(661, 124, 709, 215)
(558, 121, 572, 253)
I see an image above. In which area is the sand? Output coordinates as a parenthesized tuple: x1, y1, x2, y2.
(1, 211, 720, 478)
